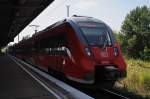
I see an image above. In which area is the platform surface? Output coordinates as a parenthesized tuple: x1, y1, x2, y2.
(0, 53, 56, 99)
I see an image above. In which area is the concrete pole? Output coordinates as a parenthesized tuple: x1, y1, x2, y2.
(66, 5, 70, 17)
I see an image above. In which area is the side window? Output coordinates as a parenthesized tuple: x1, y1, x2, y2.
(35, 33, 69, 57)
(49, 33, 69, 56)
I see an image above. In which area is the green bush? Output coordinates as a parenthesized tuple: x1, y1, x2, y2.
(119, 58, 150, 97)
(143, 47, 150, 60)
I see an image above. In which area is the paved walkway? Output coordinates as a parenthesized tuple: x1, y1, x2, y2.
(0, 54, 56, 99)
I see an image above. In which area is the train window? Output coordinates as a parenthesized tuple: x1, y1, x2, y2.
(78, 21, 105, 28)
(36, 33, 69, 56)
(49, 47, 68, 56)
(78, 22, 112, 46)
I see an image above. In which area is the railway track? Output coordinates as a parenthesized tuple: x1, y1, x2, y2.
(101, 88, 129, 99)
(77, 88, 130, 99)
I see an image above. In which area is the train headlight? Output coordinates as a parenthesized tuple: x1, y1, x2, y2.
(85, 48, 92, 57)
(114, 47, 119, 56)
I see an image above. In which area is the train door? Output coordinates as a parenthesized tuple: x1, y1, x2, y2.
(54, 34, 68, 73)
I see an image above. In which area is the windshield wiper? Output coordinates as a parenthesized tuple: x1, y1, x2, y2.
(102, 33, 108, 49)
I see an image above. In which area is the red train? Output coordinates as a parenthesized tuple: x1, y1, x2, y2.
(9, 15, 127, 87)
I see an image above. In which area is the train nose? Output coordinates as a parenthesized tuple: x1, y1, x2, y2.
(91, 47, 112, 64)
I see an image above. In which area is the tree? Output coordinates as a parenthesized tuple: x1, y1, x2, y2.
(121, 6, 150, 59)
(114, 31, 126, 54)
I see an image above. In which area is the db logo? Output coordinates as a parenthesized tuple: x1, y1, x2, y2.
(100, 51, 108, 57)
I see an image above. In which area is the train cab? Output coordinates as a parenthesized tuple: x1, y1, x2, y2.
(65, 15, 127, 85)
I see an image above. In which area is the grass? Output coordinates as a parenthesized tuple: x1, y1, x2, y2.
(116, 58, 150, 98)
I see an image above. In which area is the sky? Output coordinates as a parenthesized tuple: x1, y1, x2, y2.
(11, 0, 150, 44)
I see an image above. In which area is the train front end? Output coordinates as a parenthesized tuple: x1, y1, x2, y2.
(69, 16, 127, 86)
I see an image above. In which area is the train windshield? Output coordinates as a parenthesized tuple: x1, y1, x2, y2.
(78, 21, 112, 46)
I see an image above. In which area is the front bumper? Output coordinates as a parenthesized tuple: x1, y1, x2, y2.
(95, 66, 127, 83)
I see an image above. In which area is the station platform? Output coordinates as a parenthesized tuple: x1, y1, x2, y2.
(0, 53, 57, 99)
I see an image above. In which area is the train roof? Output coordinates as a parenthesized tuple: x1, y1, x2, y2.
(12, 15, 107, 47)
(69, 15, 105, 24)
(28, 15, 105, 38)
